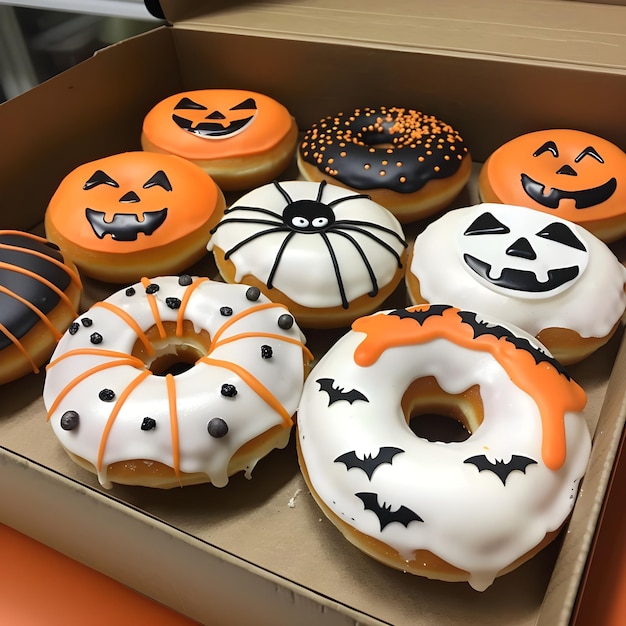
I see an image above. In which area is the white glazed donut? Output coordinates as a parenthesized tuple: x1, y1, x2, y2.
(296, 304, 591, 591)
(405, 203, 626, 364)
(43, 275, 312, 489)
(207, 180, 408, 329)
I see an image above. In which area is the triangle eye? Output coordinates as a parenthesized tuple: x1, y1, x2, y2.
(464, 212, 510, 236)
(83, 170, 119, 190)
(536, 222, 586, 251)
(174, 97, 207, 111)
(230, 97, 257, 111)
(143, 170, 172, 192)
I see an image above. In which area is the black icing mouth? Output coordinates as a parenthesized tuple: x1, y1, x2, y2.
(520, 173, 617, 209)
(85, 208, 168, 241)
(464, 253, 579, 292)
(172, 114, 254, 138)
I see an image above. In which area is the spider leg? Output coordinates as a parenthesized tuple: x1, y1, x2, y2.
(266, 231, 297, 288)
(211, 217, 285, 235)
(332, 221, 407, 266)
(218, 225, 290, 259)
(329, 230, 379, 296)
(315, 180, 328, 202)
(320, 232, 349, 309)
(326, 192, 372, 207)
(223, 205, 284, 221)
(272, 180, 294, 205)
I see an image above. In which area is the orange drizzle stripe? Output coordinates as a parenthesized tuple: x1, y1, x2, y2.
(210, 302, 287, 347)
(47, 348, 145, 370)
(0, 284, 61, 340)
(97, 369, 152, 472)
(46, 358, 147, 420)
(212, 331, 313, 362)
(200, 357, 293, 427)
(0, 261, 77, 314)
(141, 278, 166, 339)
(165, 373, 181, 481)
(92, 301, 154, 356)
(0, 320, 38, 373)
(176, 277, 209, 337)
(0, 238, 83, 289)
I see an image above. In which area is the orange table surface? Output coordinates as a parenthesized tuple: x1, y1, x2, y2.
(0, 523, 199, 626)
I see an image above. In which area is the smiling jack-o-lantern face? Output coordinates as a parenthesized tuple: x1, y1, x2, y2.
(45, 151, 223, 282)
(479, 129, 626, 240)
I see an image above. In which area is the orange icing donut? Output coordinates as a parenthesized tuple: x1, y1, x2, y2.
(297, 304, 591, 590)
(297, 106, 472, 223)
(45, 151, 225, 283)
(141, 89, 298, 191)
(478, 129, 626, 242)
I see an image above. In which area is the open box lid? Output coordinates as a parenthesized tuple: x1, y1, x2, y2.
(157, 0, 626, 69)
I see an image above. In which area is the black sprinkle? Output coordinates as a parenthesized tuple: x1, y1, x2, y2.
(220, 306, 233, 316)
(277, 314, 294, 330)
(145, 283, 160, 295)
(125, 287, 136, 296)
(60, 410, 79, 431)
(141, 417, 157, 431)
(99, 388, 116, 402)
(178, 274, 193, 286)
(81, 317, 93, 327)
(207, 417, 229, 438)
(261, 345, 273, 359)
(90, 332, 103, 345)
(221, 383, 237, 397)
(166, 297, 182, 309)
(68, 322, 80, 335)
(246, 286, 261, 301)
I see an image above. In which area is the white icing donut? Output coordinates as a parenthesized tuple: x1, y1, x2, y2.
(296, 305, 591, 591)
(406, 203, 626, 364)
(207, 180, 407, 328)
(43, 275, 312, 489)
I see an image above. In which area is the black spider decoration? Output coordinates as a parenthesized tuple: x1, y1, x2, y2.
(210, 181, 407, 309)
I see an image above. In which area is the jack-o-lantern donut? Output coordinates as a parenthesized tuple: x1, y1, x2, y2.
(405, 203, 626, 364)
(43, 275, 312, 489)
(478, 129, 626, 242)
(141, 89, 298, 191)
(296, 304, 591, 591)
(45, 151, 225, 283)
(297, 106, 472, 223)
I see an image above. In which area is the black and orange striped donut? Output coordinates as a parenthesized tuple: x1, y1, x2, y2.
(297, 106, 472, 223)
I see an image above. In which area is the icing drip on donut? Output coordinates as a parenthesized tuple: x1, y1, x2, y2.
(299, 107, 469, 193)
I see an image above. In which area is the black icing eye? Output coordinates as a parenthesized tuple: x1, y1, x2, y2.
(533, 141, 559, 158)
(68, 322, 80, 335)
(230, 97, 257, 111)
(536, 222, 587, 251)
(261, 345, 273, 359)
(575, 145, 604, 164)
(99, 389, 115, 402)
(221, 383, 237, 397)
(141, 417, 157, 431)
(90, 332, 103, 345)
(220, 306, 233, 316)
(83, 170, 119, 190)
(126, 287, 136, 296)
(174, 97, 206, 111)
(166, 297, 181, 309)
(464, 212, 510, 236)
(145, 283, 160, 295)
(143, 170, 172, 191)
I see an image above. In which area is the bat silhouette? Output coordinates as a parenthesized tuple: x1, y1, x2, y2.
(390, 304, 452, 325)
(464, 454, 537, 486)
(86, 208, 168, 241)
(334, 446, 404, 480)
(316, 378, 369, 406)
(355, 492, 423, 530)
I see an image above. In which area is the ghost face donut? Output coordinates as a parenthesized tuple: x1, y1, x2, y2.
(478, 129, 626, 242)
(43, 275, 312, 489)
(45, 151, 225, 283)
(0, 230, 82, 384)
(297, 106, 472, 223)
(141, 89, 298, 191)
(207, 180, 408, 329)
(405, 203, 626, 364)
(296, 305, 591, 591)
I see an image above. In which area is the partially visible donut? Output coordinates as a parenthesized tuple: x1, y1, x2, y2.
(43, 275, 312, 489)
(0, 230, 82, 384)
(297, 106, 472, 223)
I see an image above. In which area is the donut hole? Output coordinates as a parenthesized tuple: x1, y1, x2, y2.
(401, 376, 484, 443)
(132, 321, 212, 377)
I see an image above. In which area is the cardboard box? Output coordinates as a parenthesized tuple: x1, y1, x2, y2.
(1, 1, 626, 624)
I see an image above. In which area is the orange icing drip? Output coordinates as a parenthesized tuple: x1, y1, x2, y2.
(209, 301, 284, 345)
(165, 373, 181, 482)
(47, 348, 145, 370)
(352, 307, 587, 470)
(141, 277, 166, 339)
(92, 301, 154, 356)
(0, 320, 38, 372)
(176, 277, 210, 337)
(0, 284, 61, 340)
(97, 369, 152, 472)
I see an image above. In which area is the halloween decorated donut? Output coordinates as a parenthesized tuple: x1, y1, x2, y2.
(478, 129, 626, 242)
(44, 151, 225, 283)
(43, 275, 312, 489)
(141, 89, 298, 191)
(405, 203, 626, 364)
(296, 304, 591, 591)
(0, 230, 82, 384)
(297, 106, 472, 223)
(207, 180, 408, 329)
